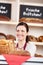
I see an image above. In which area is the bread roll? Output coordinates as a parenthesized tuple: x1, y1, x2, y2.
(19, 17, 43, 23)
(35, 54, 43, 57)
(37, 36, 43, 42)
(0, 15, 10, 21)
(0, 39, 15, 54)
(0, 33, 7, 39)
(7, 35, 16, 41)
(29, 35, 38, 42)
(14, 50, 30, 56)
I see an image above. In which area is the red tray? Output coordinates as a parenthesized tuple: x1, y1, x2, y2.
(3, 54, 31, 65)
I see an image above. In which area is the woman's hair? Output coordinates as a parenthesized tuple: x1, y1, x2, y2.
(16, 22, 29, 43)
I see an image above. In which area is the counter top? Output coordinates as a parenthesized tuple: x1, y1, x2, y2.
(0, 55, 43, 65)
(22, 57, 43, 65)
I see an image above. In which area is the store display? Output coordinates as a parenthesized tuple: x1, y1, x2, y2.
(19, 18, 43, 23)
(0, 39, 15, 54)
(19, 5, 43, 24)
(0, 0, 43, 63)
(0, 3, 11, 21)
(29, 35, 43, 42)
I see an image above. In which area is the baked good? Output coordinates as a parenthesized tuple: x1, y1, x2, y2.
(29, 35, 38, 42)
(0, 15, 10, 21)
(7, 34, 16, 41)
(0, 33, 7, 39)
(0, 39, 15, 54)
(14, 50, 30, 56)
(19, 17, 43, 23)
(35, 54, 43, 57)
(37, 36, 43, 42)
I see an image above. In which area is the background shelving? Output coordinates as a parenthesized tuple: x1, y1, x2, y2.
(0, 0, 43, 56)
(29, 41, 43, 46)
(0, 21, 43, 27)
(27, 23, 43, 27)
(0, 21, 18, 25)
(19, 0, 43, 4)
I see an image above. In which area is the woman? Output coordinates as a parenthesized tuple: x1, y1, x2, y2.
(15, 22, 36, 56)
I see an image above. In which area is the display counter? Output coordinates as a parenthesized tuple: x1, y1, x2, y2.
(0, 55, 43, 65)
(22, 57, 43, 65)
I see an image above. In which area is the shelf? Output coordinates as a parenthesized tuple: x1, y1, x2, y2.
(20, 2, 43, 6)
(0, 21, 43, 27)
(0, 0, 17, 4)
(27, 23, 43, 27)
(20, 0, 43, 4)
(29, 41, 43, 45)
(0, 21, 18, 25)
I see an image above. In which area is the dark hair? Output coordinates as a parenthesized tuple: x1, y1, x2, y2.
(16, 22, 29, 43)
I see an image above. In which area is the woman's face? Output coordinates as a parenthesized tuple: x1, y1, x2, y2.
(16, 25, 27, 41)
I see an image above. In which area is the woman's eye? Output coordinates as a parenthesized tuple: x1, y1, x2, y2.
(17, 30, 19, 32)
(17, 30, 25, 32)
(21, 30, 24, 32)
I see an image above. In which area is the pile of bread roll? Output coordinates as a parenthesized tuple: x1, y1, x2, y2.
(29, 35, 43, 42)
(0, 32, 43, 56)
(19, 17, 43, 23)
(0, 39, 15, 54)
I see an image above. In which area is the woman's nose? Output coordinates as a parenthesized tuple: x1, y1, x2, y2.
(19, 31, 22, 34)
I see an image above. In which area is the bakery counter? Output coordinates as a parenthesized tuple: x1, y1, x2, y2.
(0, 55, 43, 65)
(0, 55, 8, 65)
(22, 62, 43, 65)
(22, 57, 43, 65)
(0, 54, 30, 65)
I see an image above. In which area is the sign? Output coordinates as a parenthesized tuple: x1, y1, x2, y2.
(19, 5, 43, 19)
(0, 3, 11, 21)
(19, 5, 43, 23)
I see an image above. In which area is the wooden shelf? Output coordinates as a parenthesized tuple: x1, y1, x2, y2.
(29, 41, 43, 45)
(27, 23, 43, 27)
(0, 0, 16, 2)
(0, 21, 43, 27)
(20, 2, 43, 6)
(20, 0, 43, 4)
(0, 21, 18, 25)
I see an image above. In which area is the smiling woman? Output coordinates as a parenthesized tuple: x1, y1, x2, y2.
(14, 22, 36, 56)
